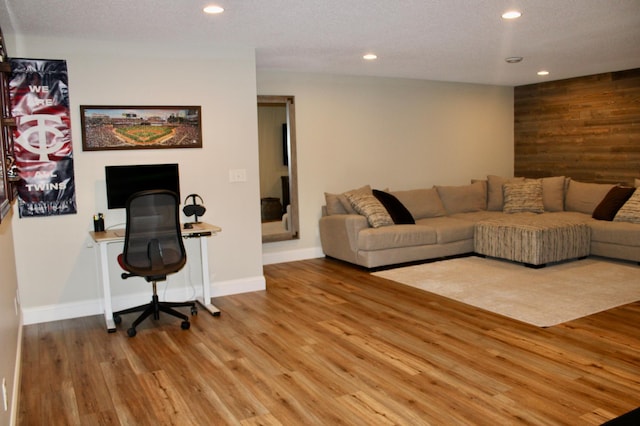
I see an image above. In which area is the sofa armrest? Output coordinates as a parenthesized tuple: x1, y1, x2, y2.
(319, 214, 369, 260)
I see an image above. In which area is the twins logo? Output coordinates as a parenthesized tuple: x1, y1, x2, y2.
(16, 114, 65, 161)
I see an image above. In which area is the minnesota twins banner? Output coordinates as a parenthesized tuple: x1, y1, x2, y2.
(9, 58, 77, 217)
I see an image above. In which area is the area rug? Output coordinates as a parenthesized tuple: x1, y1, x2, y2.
(372, 256, 640, 327)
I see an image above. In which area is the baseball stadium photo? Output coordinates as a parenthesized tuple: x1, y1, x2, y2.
(80, 106, 202, 151)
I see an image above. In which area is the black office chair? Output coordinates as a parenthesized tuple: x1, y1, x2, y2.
(113, 189, 197, 337)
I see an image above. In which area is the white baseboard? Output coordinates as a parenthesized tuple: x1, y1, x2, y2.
(10, 311, 23, 426)
(21, 275, 267, 325)
(211, 275, 266, 297)
(22, 299, 104, 325)
(262, 246, 324, 265)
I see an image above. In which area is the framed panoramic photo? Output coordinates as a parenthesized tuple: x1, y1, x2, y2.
(80, 105, 202, 151)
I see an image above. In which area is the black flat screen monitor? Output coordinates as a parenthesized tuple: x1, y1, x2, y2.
(105, 163, 180, 209)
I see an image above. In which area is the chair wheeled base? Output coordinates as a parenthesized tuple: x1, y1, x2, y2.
(113, 281, 197, 337)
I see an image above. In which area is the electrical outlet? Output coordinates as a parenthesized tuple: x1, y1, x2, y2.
(2, 377, 7, 411)
(229, 169, 247, 183)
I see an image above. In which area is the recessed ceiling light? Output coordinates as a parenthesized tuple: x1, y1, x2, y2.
(203, 5, 224, 14)
(363, 54, 377, 60)
(502, 10, 522, 19)
(505, 56, 523, 64)
(537, 70, 550, 76)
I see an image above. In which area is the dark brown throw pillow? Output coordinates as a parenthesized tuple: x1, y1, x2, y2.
(592, 186, 636, 221)
(373, 189, 415, 224)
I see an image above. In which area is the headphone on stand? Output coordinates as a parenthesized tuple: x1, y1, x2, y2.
(183, 194, 206, 226)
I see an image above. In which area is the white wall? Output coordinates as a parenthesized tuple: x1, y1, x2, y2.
(257, 72, 514, 264)
(0, 209, 21, 426)
(5, 34, 515, 323)
(9, 35, 266, 324)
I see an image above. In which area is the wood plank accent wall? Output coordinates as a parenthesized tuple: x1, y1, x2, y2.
(514, 68, 640, 185)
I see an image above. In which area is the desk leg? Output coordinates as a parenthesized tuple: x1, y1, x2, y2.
(97, 242, 117, 332)
(196, 236, 221, 316)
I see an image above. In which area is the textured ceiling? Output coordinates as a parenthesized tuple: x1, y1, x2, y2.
(1, 0, 640, 86)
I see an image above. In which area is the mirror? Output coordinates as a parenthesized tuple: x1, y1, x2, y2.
(257, 95, 299, 243)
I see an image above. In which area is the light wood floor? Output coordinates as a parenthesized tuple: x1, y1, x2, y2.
(19, 257, 640, 425)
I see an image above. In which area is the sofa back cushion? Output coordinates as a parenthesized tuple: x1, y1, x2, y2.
(565, 180, 615, 215)
(324, 185, 372, 215)
(324, 192, 349, 215)
(391, 188, 446, 220)
(435, 181, 487, 214)
(541, 176, 567, 212)
(487, 175, 525, 211)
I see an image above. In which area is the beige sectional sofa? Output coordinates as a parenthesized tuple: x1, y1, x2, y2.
(319, 176, 640, 268)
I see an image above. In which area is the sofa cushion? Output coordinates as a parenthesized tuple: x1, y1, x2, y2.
(592, 186, 635, 221)
(541, 176, 566, 212)
(487, 175, 525, 211)
(613, 189, 640, 224)
(636, 178, 640, 188)
(391, 188, 447, 219)
(503, 180, 544, 214)
(450, 210, 511, 223)
(357, 225, 437, 251)
(373, 189, 415, 224)
(564, 180, 615, 214)
(590, 218, 640, 246)
(435, 181, 487, 214)
(345, 189, 394, 228)
(416, 217, 475, 243)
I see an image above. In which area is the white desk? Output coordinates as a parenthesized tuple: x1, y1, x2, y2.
(90, 222, 221, 332)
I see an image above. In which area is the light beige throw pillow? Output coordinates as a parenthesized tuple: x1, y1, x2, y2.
(503, 180, 544, 213)
(345, 190, 394, 228)
(487, 175, 525, 211)
(613, 189, 640, 224)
